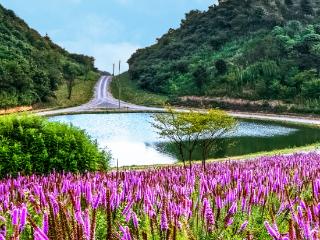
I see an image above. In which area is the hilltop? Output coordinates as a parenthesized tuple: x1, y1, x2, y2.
(128, 0, 320, 113)
(0, 4, 98, 109)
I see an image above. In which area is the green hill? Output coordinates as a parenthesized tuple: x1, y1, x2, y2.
(0, 4, 97, 109)
(128, 0, 320, 113)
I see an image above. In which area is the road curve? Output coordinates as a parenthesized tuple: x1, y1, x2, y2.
(37, 76, 160, 116)
(37, 76, 320, 126)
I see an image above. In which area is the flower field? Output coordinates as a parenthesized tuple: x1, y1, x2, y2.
(0, 153, 320, 239)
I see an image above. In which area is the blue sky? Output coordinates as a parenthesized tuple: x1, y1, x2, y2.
(0, 0, 215, 72)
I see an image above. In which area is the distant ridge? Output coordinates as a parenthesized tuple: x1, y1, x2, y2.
(0, 4, 97, 108)
(128, 0, 320, 113)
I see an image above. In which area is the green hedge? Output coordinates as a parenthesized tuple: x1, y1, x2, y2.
(0, 115, 110, 177)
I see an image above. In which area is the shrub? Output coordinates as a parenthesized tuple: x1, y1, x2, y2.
(215, 59, 228, 75)
(0, 115, 110, 177)
(301, 79, 320, 98)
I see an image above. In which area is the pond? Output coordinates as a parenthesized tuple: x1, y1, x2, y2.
(49, 113, 320, 167)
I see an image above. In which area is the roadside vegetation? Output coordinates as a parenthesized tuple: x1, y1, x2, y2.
(0, 115, 110, 177)
(34, 71, 100, 110)
(110, 72, 168, 107)
(128, 0, 320, 114)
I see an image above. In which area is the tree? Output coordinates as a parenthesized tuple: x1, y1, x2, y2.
(215, 59, 228, 75)
(152, 107, 236, 169)
(63, 63, 80, 100)
(152, 107, 191, 167)
(301, 79, 320, 98)
(196, 110, 236, 170)
(193, 65, 209, 93)
(285, 0, 293, 6)
(300, 0, 314, 15)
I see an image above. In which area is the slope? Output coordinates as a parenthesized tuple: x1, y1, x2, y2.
(128, 0, 320, 113)
(0, 4, 97, 109)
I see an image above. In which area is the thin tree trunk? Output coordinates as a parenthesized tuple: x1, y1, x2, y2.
(67, 79, 73, 100)
(178, 144, 186, 168)
(189, 150, 192, 170)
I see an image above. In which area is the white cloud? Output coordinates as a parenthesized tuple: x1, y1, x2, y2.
(61, 40, 140, 72)
(91, 42, 140, 72)
(40, 0, 216, 73)
(50, 12, 137, 72)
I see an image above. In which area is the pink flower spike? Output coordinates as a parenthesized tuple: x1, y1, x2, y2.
(238, 220, 249, 233)
(132, 212, 139, 229)
(160, 211, 168, 231)
(12, 208, 19, 226)
(42, 213, 49, 234)
(19, 206, 27, 231)
(34, 227, 49, 240)
(264, 221, 280, 240)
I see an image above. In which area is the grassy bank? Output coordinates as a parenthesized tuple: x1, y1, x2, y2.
(117, 142, 320, 170)
(110, 72, 168, 106)
(34, 72, 99, 110)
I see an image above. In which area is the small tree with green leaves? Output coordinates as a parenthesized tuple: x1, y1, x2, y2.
(152, 107, 236, 169)
(152, 107, 190, 167)
(196, 110, 236, 170)
(63, 63, 80, 100)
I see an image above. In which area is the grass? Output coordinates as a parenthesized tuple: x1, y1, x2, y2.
(33, 71, 100, 110)
(110, 72, 168, 107)
(116, 142, 320, 170)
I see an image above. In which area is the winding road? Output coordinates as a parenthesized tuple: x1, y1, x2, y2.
(37, 76, 320, 126)
(37, 76, 160, 116)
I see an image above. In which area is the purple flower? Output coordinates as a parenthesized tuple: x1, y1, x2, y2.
(238, 220, 249, 233)
(120, 226, 132, 240)
(19, 206, 27, 232)
(132, 212, 139, 229)
(160, 211, 168, 231)
(93, 194, 100, 209)
(34, 227, 49, 240)
(42, 213, 49, 234)
(12, 208, 19, 226)
(0, 224, 6, 239)
(203, 198, 215, 230)
(228, 202, 237, 216)
(84, 209, 91, 239)
(264, 221, 280, 240)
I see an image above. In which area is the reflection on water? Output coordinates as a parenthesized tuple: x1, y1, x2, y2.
(229, 121, 297, 137)
(50, 113, 176, 167)
(49, 113, 319, 167)
(103, 141, 174, 166)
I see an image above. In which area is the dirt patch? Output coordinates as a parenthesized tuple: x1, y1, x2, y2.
(0, 106, 33, 115)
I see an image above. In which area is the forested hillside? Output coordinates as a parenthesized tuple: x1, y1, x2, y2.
(0, 4, 97, 108)
(128, 0, 320, 113)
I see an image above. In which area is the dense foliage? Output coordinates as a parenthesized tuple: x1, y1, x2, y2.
(128, 0, 320, 112)
(0, 153, 319, 239)
(0, 115, 110, 177)
(0, 4, 97, 108)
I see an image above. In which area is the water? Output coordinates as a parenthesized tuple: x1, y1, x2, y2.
(49, 113, 320, 167)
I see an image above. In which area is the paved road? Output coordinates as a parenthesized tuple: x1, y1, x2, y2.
(37, 76, 160, 116)
(37, 76, 320, 126)
(229, 112, 320, 125)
